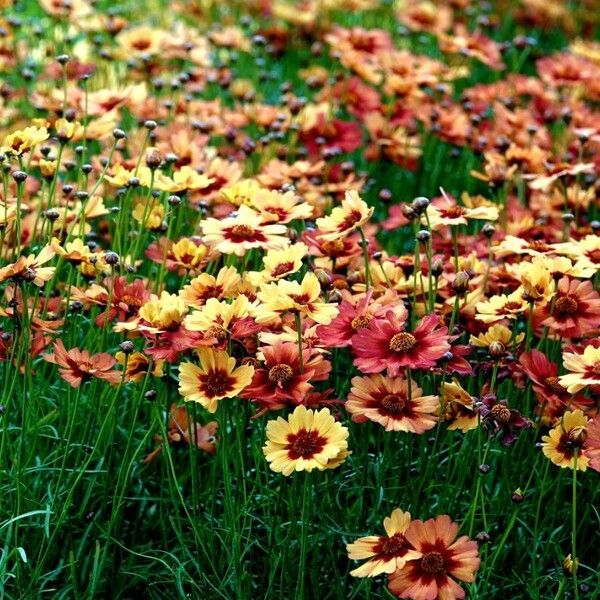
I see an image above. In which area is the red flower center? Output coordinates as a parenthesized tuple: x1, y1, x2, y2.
(529, 240, 550, 253)
(381, 394, 407, 414)
(268, 363, 294, 385)
(351, 314, 373, 331)
(200, 369, 232, 397)
(205, 325, 228, 342)
(389, 332, 417, 353)
(271, 261, 294, 278)
(587, 249, 600, 264)
(442, 205, 466, 218)
(421, 551, 446, 575)
(377, 533, 408, 557)
(286, 429, 327, 459)
(554, 295, 578, 316)
(226, 224, 265, 243)
(322, 239, 345, 256)
(338, 210, 363, 232)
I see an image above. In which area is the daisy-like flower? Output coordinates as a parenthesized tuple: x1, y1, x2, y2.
(1, 125, 49, 155)
(559, 344, 600, 393)
(346, 375, 438, 433)
(252, 189, 314, 223)
(0, 246, 56, 287)
(115, 351, 164, 384)
(424, 192, 498, 230)
(477, 394, 530, 446)
(541, 410, 589, 470)
(470, 324, 524, 357)
(352, 313, 450, 376)
(263, 405, 349, 476)
(388, 515, 480, 600)
(178, 348, 254, 413)
(475, 289, 528, 324)
(43, 340, 121, 388)
(201, 205, 288, 256)
(260, 242, 308, 281)
(536, 276, 600, 338)
(179, 266, 241, 309)
(241, 341, 330, 411)
(441, 381, 478, 433)
(317, 290, 407, 348)
(315, 189, 374, 241)
(256, 272, 338, 325)
(347, 509, 420, 577)
(519, 350, 593, 423)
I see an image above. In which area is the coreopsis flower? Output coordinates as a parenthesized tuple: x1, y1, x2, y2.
(178, 349, 254, 413)
(144, 404, 218, 464)
(262, 405, 349, 476)
(315, 190, 374, 241)
(2, 126, 49, 155)
(536, 277, 600, 338)
(317, 290, 407, 348)
(260, 243, 308, 281)
(388, 516, 480, 600)
(153, 166, 214, 193)
(219, 179, 264, 208)
(50, 237, 92, 265)
(139, 291, 187, 333)
(115, 351, 164, 383)
(54, 118, 84, 142)
(241, 341, 330, 412)
(252, 189, 314, 223)
(0, 246, 56, 287)
(559, 344, 600, 393)
(346, 374, 438, 433)
(470, 324, 524, 357)
(475, 289, 528, 323)
(347, 509, 420, 577)
(352, 313, 450, 376)
(440, 381, 478, 433)
(424, 193, 498, 230)
(516, 261, 553, 303)
(477, 394, 531, 446)
(256, 272, 338, 325)
(541, 410, 589, 470)
(43, 340, 121, 388)
(201, 205, 288, 256)
(519, 350, 594, 423)
(179, 267, 241, 309)
(132, 198, 164, 231)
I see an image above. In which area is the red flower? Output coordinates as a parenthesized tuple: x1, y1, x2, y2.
(241, 341, 331, 413)
(352, 313, 450, 376)
(300, 115, 362, 157)
(317, 291, 407, 348)
(388, 515, 480, 600)
(518, 349, 593, 422)
(536, 276, 600, 338)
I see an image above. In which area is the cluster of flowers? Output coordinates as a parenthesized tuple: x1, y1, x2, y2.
(1, 0, 600, 597)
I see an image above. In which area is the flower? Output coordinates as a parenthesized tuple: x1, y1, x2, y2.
(475, 289, 528, 323)
(256, 272, 338, 325)
(241, 341, 330, 411)
(347, 509, 420, 577)
(541, 410, 589, 470)
(536, 276, 600, 338)
(315, 190, 374, 241)
(43, 340, 121, 388)
(115, 351, 164, 383)
(0, 246, 56, 287)
(201, 205, 288, 256)
(179, 267, 241, 308)
(178, 348, 254, 413)
(477, 394, 531, 446)
(559, 344, 600, 393)
(440, 381, 478, 433)
(470, 324, 524, 356)
(346, 375, 438, 433)
(262, 405, 349, 475)
(352, 313, 450, 376)
(2, 126, 49, 155)
(388, 515, 480, 600)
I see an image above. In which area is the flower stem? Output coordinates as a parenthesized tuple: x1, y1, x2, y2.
(572, 451, 579, 600)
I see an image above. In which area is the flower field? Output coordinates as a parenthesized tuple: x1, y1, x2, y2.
(1, 0, 600, 598)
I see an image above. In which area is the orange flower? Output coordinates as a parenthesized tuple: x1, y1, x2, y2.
(43, 340, 121, 388)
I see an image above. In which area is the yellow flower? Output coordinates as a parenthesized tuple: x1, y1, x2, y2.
(515, 261, 553, 303)
(315, 190, 374, 241)
(171, 238, 208, 270)
(184, 295, 252, 335)
(179, 267, 242, 309)
(139, 291, 187, 333)
(541, 410, 589, 470)
(263, 405, 349, 476)
(153, 166, 214, 193)
(440, 380, 478, 433)
(220, 179, 264, 207)
(470, 324, 524, 354)
(201, 205, 288, 257)
(116, 351, 164, 383)
(178, 349, 254, 413)
(252, 189, 314, 223)
(2, 126, 49, 155)
(0, 246, 55, 287)
(347, 508, 420, 577)
(559, 345, 600, 393)
(50, 237, 92, 265)
(54, 118, 84, 142)
(256, 272, 338, 325)
(475, 289, 528, 323)
(132, 199, 164, 230)
(262, 243, 308, 281)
